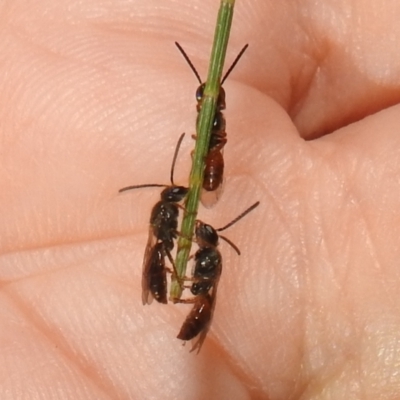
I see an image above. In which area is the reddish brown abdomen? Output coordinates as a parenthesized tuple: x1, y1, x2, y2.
(177, 295, 212, 341)
(203, 150, 224, 192)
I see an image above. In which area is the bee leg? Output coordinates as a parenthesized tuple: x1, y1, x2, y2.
(175, 204, 197, 219)
(173, 297, 197, 304)
(165, 249, 181, 281)
(173, 228, 196, 241)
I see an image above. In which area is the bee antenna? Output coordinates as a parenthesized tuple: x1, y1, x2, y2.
(170, 132, 185, 185)
(119, 184, 167, 193)
(219, 235, 241, 256)
(175, 42, 202, 86)
(221, 44, 249, 85)
(216, 201, 260, 232)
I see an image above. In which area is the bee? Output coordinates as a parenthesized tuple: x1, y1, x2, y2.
(119, 133, 188, 305)
(175, 42, 248, 208)
(176, 201, 260, 353)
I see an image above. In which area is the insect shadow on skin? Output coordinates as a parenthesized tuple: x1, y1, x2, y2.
(175, 201, 260, 353)
(175, 42, 249, 208)
(119, 133, 188, 305)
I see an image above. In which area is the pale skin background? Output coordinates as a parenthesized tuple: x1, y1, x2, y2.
(1, 0, 400, 399)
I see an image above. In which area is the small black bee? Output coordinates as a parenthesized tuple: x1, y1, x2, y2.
(119, 134, 188, 304)
(177, 201, 260, 352)
(175, 42, 248, 207)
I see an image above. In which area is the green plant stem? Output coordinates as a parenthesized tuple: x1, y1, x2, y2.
(170, 0, 236, 300)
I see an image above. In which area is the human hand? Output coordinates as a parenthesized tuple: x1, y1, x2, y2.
(1, 1, 400, 399)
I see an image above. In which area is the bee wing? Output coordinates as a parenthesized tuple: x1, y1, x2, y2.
(190, 261, 222, 354)
(141, 229, 157, 305)
(189, 293, 216, 354)
(200, 183, 224, 209)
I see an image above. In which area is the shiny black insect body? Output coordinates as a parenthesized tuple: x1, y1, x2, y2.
(119, 133, 188, 305)
(175, 42, 248, 207)
(143, 242, 169, 305)
(177, 201, 260, 353)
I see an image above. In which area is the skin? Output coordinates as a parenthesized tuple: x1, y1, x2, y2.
(0, 0, 400, 398)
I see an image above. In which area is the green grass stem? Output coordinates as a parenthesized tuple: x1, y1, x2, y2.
(170, 0, 236, 300)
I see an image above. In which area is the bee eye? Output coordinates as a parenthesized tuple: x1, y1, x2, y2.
(196, 83, 205, 103)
